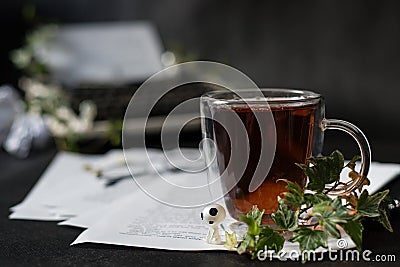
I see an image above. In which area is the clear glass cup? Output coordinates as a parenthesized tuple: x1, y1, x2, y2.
(200, 88, 370, 223)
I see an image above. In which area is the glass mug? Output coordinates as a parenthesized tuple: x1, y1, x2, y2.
(200, 88, 370, 223)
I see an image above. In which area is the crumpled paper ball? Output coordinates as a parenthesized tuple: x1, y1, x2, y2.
(0, 85, 49, 158)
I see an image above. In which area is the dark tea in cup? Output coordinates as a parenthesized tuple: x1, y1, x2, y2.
(201, 89, 370, 224)
(213, 103, 317, 219)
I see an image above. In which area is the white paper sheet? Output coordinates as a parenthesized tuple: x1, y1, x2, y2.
(9, 148, 166, 220)
(9, 152, 103, 220)
(361, 161, 400, 193)
(70, 187, 231, 251)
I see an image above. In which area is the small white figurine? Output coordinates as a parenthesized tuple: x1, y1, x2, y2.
(200, 204, 226, 244)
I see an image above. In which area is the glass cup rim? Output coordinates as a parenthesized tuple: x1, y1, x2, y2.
(202, 88, 321, 105)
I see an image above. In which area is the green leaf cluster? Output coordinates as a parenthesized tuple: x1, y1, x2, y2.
(236, 206, 284, 259)
(283, 183, 391, 254)
(236, 150, 393, 262)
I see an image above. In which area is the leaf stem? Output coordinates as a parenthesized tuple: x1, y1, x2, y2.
(323, 181, 347, 194)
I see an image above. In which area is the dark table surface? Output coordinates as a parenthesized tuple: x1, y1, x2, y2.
(1, 142, 399, 267)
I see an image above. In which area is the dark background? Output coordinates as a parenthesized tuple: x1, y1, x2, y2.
(1, 0, 400, 162)
(1, 2, 400, 266)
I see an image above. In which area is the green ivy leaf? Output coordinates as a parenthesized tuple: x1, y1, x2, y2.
(271, 198, 299, 231)
(377, 193, 393, 232)
(304, 193, 332, 207)
(290, 228, 328, 262)
(280, 179, 304, 208)
(290, 228, 328, 250)
(331, 197, 353, 220)
(377, 208, 393, 232)
(342, 220, 363, 251)
(238, 209, 285, 258)
(356, 190, 389, 218)
(296, 150, 345, 192)
(224, 231, 238, 250)
(312, 198, 351, 239)
(239, 216, 260, 236)
(255, 225, 285, 254)
(323, 219, 341, 239)
(245, 205, 264, 225)
(238, 206, 264, 236)
(311, 200, 333, 214)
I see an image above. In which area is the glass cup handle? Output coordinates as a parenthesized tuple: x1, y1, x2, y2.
(320, 118, 371, 196)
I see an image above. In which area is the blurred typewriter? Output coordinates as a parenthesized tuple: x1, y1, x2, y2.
(37, 21, 218, 147)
